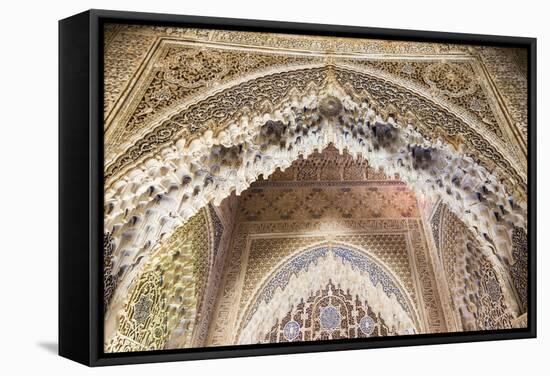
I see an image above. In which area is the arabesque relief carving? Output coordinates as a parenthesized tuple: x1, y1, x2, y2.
(102, 24, 529, 352)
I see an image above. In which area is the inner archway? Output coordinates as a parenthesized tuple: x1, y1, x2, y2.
(104, 140, 524, 351)
(237, 244, 420, 345)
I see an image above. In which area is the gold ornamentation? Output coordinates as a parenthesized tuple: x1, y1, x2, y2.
(103, 25, 529, 350)
(423, 62, 477, 98)
(319, 95, 343, 117)
(163, 48, 230, 88)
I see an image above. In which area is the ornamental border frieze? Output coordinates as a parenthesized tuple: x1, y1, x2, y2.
(107, 24, 472, 56)
(104, 28, 161, 122)
(202, 29, 473, 56)
(251, 179, 406, 188)
(473, 46, 528, 146)
(207, 229, 249, 345)
(406, 219, 447, 332)
(468, 55, 527, 160)
(238, 218, 410, 234)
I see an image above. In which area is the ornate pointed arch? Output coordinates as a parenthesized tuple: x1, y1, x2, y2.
(105, 63, 526, 190)
(103, 62, 528, 350)
(235, 242, 421, 345)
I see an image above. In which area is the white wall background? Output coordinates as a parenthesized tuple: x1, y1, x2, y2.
(0, 0, 546, 374)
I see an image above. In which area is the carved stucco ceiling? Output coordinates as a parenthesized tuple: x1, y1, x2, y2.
(237, 145, 419, 222)
(253, 144, 398, 183)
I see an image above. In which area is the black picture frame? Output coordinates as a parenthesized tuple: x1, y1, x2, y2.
(59, 9, 537, 367)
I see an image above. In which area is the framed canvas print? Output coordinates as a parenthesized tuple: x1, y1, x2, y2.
(59, 9, 536, 366)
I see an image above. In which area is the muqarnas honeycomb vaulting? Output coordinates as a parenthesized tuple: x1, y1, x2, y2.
(102, 23, 529, 353)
